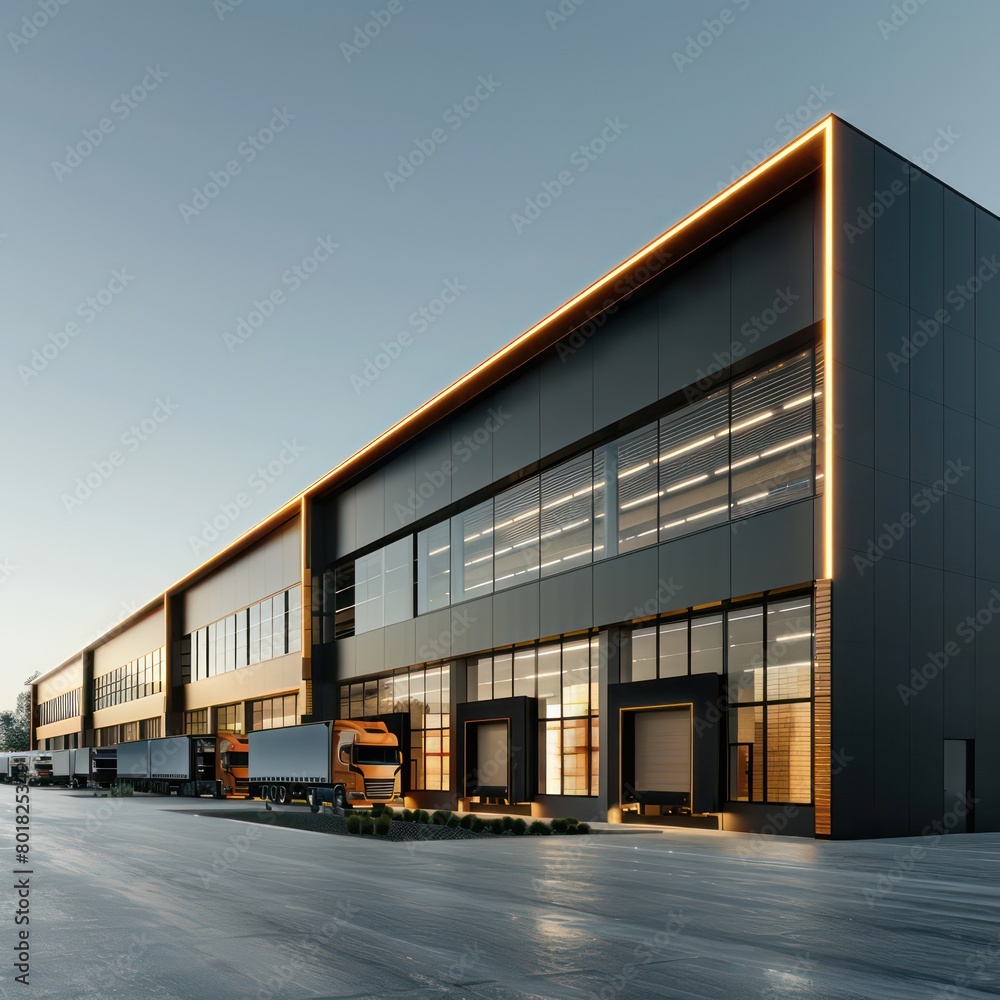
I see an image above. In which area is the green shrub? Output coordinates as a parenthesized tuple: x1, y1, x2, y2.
(346, 814, 362, 835)
(511, 817, 528, 836)
(576, 822, 591, 834)
(550, 818, 568, 834)
(414, 809, 430, 824)
(361, 816, 376, 835)
(401, 808, 414, 822)
(501, 815, 514, 832)
(459, 813, 475, 830)
(446, 815, 461, 828)
(528, 820, 551, 836)
(470, 817, 486, 833)
(490, 818, 504, 836)
(564, 817, 579, 826)
(381, 806, 394, 820)
(431, 810, 451, 826)
(371, 803, 383, 818)
(111, 782, 134, 798)
(375, 814, 391, 836)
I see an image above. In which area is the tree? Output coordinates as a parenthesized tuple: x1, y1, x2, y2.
(0, 673, 38, 752)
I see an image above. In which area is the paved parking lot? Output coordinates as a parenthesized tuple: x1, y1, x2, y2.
(3, 789, 1000, 999)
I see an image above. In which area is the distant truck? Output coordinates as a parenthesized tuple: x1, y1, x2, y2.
(248, 719, 402, 809)
(47, 749, 90, 788)
(114, 733, 250, 797)
(3, 752, 52, 785)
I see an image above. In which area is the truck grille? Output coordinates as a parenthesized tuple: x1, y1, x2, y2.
(364, 778, 395, 800)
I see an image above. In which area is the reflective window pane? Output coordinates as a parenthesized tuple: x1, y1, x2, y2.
(766, 702, 811, 802)
(540, 454, 593, 576)
(494, 478, 540, 591)
(658, 620, 688, 678)
(615, 423, 659, 554)
(451, 499, 493, 600)
(659, 390, 729, 538)
(562, 639, 590, 716)
(728, 606, 763, 702)
(493, 653, 513, 699)
(631, 626, 656, 682)
(354, 549, 384, 634)
(417, 521, 451, 613)
(383, 537, 413, 627)
(766, 599, 813, 700)
(691, 614, 723, 674)
(731, 350, 815, 517)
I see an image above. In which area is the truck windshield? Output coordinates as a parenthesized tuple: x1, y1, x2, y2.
(353, 745, 398, 765)
(224, 752, 249, 767)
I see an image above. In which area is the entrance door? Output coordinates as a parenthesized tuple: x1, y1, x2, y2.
(728, 743, 752, 802)
(943, 739, 974, 833)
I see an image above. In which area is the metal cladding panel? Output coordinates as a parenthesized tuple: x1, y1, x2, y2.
(249, 722, 331, 783)
(116, 741, 151, 779)
(50, 750, 72, 778)
(0, 755, 8, 777)
(71, 748, 90, 777)
(149, 737, 193, 780)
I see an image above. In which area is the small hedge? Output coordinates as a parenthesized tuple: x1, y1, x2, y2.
(401, 808, 414, 822)
(343, 808, 591, 838)
(431, 810, 452, 826)
(346, 814, 362, 835)
(529, 820, 551, 836)
(361, 816, 376, 835)
(375, 814, 391, 836)
(446, 815, 461, 829)
(511, 817, 528, 836)
(459, 813, 475, 830)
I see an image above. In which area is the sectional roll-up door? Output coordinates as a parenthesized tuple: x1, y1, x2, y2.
(634, 708, 691, 793)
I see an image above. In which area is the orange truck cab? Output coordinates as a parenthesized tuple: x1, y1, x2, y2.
(247, 719, 403, 809)
(217, 732, 250, 798)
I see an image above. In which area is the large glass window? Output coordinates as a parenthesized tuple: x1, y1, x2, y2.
(355, 549, 384, 634)
(249, 693, 298, 732)
(730, 350, 816, 517)
(417, 521, 451, 613)
(611, 422, 659, 555)
(451, 500, 493, 600)
(726, 596, 813, 804)
(493, 478, 540, 590)
(659, 390, 729, 538)
(540, 454, 594, 575)
(383, 537, 413, 627)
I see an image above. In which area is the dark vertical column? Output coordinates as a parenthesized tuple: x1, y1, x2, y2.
(600, 627, 622, 820)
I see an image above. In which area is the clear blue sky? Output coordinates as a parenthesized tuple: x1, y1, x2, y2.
(2, 0, 998, 708)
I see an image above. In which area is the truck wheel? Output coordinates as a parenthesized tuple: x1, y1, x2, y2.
(333, 787, 346, 810)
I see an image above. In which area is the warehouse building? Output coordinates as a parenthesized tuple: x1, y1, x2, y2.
(32, 116, 1000, 838)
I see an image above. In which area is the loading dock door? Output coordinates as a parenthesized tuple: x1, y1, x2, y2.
(475, 721, 509, 796)
(634, 708, 691, 795)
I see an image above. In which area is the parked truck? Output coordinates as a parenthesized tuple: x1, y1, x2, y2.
(48, 749, 90, 788)
(90, 746, 117, 788)
(248, 719, 403, 809)
(113, 733, 250, 797)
